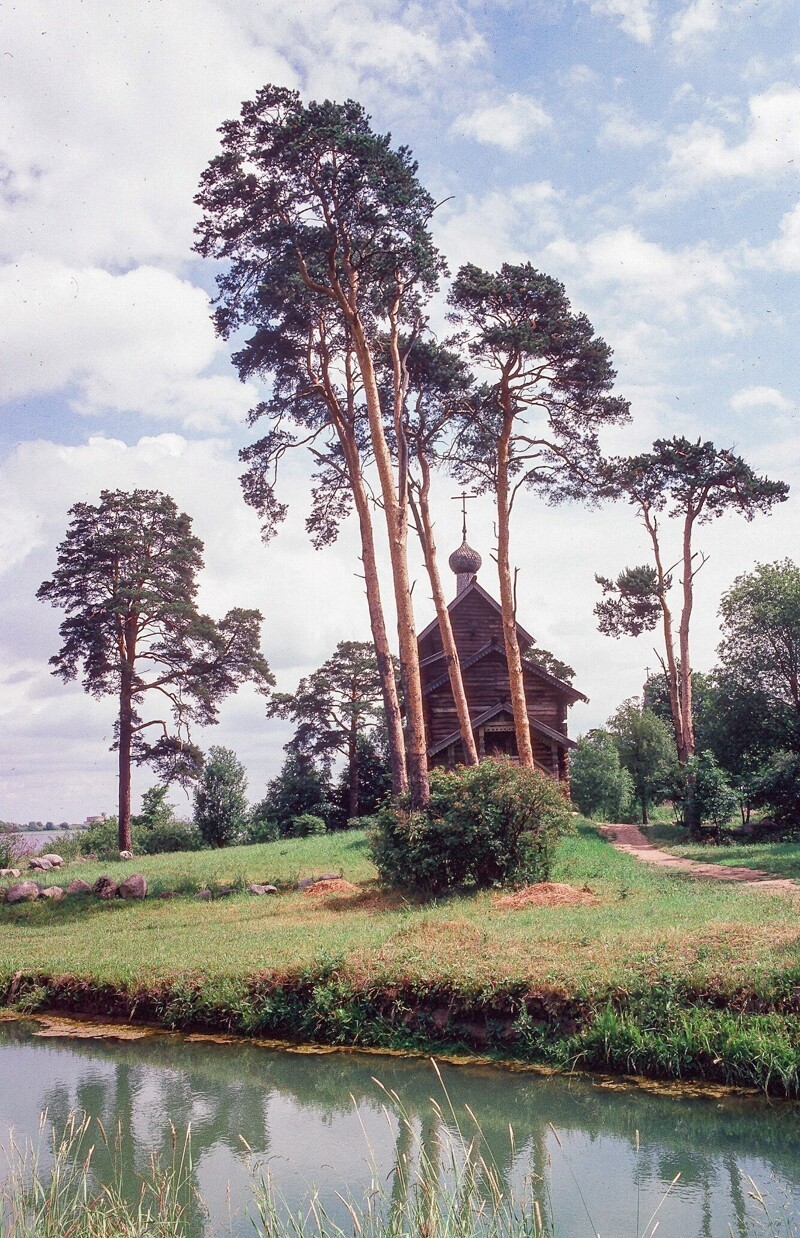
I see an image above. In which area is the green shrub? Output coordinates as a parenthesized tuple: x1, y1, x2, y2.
(0, 825, 19, 869)
(683, 751, 738, 832)
(753, 751, 800, 829)
(245, 815, 280, 844)
(289, 813, 328, 838)
(77, 815, 124, 860)
(136, 820, 205, 854)
(371, 758, 572, 894)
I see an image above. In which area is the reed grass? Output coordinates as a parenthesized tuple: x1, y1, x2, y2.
(0, 1110, 200, 1236)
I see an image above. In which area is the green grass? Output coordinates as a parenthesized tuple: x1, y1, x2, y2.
(648, 821, 800, 880)
(2, 823, 800, 1093)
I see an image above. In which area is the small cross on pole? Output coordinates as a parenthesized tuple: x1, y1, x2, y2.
(451, 490, 478, 542)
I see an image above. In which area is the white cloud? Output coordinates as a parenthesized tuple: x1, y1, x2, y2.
(437, 181, 564, 271)
(730, 385, 795, 413)
(665, 85, 800, 186)
(453, 93, 552, 152)
(671, 0, 722, 45)
(750, 200, 800, 270)
(598, 106, 660, 148)
(0, 257, 257, 429)
(579, 0, 656, 44)
(0, 0, 484, 269)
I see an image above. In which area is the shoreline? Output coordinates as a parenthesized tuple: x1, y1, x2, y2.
(3, 966, 800, 1099)
(0, 1008, 785, 1105)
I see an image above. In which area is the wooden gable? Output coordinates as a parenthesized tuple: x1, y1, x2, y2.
(418, 578, 585, 779)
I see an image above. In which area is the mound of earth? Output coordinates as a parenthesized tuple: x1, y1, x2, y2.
(494, 882, 597, 909)
(304, 878, 359, 897)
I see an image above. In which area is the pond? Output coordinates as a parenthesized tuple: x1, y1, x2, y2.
(1, 1017, 798, 1235)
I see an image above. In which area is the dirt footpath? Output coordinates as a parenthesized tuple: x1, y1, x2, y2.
(598, 823, 799, 894)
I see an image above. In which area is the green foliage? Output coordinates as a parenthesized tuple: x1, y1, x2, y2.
(371, 759, 572, 894)
(752, 751, 800, 829)
(328, 733, 392, 829)
(682, 751, 738, 831)
(0, 825, 18, 869)
(244, 813, 280, 845)
(595, 564, 664, 638)
(569, 730, 633, 820)
(193, 747, 250, 848)
(37, 489, 273, 850)
(288, 813, 327, 838)
(133, 785, 174, 831)
(136, 819, 205, 855)
(78, 815, 125, 860)
(255, 751, 332, 836)
(718, 560, 800, 743)
(608, 699, 676, 825)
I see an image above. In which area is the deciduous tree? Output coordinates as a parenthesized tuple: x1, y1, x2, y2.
(194, 746, 250, 848)
(608, 699, 675, 825)
(37, 489, 273, 851)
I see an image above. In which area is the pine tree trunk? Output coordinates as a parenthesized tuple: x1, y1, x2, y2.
(348, 462, 408, 797)
(643, 509, 687, 764)
(118, 666, 133, 852)
(352, 329, 430, 809)
(411, 481, 478, 765)
(496, 406, 534, 768)
(679, 511, 696, 762)
(348, 686, 359, 820)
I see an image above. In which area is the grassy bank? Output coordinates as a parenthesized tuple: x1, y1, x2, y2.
(649, 822, 800, 879)
(2, 824, 800, 1095)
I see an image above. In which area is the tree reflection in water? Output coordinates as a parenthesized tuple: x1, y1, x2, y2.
(1, 1020, 799, 1235)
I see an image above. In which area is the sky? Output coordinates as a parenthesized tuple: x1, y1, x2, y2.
(1, 0, 798, 823)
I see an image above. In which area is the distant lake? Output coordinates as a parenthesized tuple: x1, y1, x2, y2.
(12, 830, 79, 854)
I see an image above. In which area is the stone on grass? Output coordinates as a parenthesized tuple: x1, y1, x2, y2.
(118, 873, 147, 900)
(216, 885, 236, 897)
(28, 857, 52, 871)
(5, 881, 40, 904)
(66, 878, 93, 896)
(248, 883, 278, 896)
(315, 873, 341, 883)
(119, 850, 134, 861)
(0, 868, 20, 879)
(39, 886, 64, 901)
(294, 877, 315, 890)
(158, 891, 178, 900)
(40, 854, 64, 867)
(195, 889, 212, 901)
(92, 875, 119, 899)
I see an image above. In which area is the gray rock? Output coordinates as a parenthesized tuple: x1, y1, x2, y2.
(66, 878, 93, 896)
(119, 850, 134, 861)
(216, 885, 236, 897)
(195, 889, 212, 901)
(315, 873, 341, 882)
(118, 873, 147, 900)
(0, 868, 20, 879)
(247, 883, 278, 896)
(29, 857, 52, 871)
(158, 891, 178, 899)
(39, 885, 64, 901)
(40, 854, 64, 867)
(92, 875, 119, 899)
(294, 877, 315, 889)
(5, 880, 40, 904)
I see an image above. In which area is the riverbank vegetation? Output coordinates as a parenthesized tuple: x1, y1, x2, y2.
(2, 823, 799, 1096)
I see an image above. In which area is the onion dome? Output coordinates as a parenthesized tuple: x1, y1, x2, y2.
(449, 540, 482, 577)
(449, 539, 481, 595)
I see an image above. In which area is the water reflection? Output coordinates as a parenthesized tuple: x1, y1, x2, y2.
(1, 1019, 799, 1235)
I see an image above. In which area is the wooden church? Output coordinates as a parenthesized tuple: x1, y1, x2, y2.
(418, 530, 586, 780)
